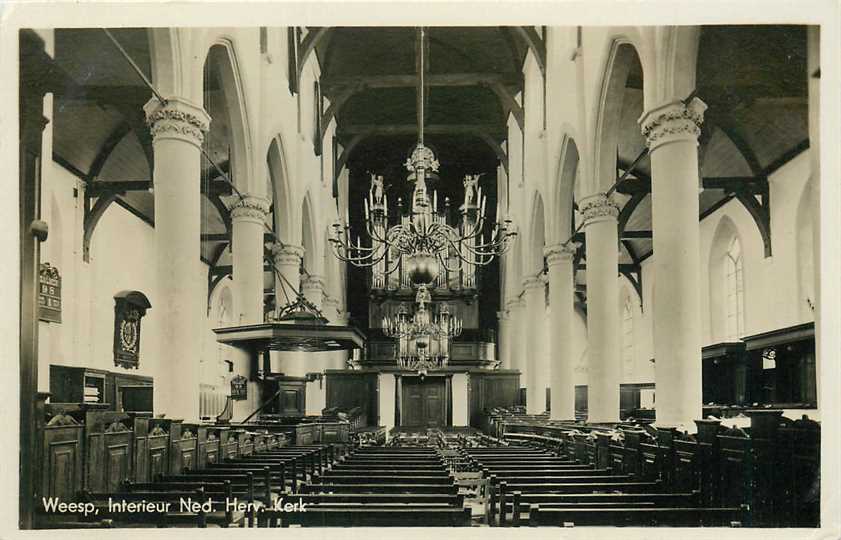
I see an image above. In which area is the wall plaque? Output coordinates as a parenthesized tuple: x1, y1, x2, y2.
(113, 291, 151, 370)
(231, 375, 248, 401)
(38, 263, 61, 323)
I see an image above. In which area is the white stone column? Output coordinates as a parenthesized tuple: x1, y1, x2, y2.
(581, 193, 621, 423)
(301, 274, 326, 311)
(506, 298, 527, 392)
(270, 243, 305, 377)
(639, 97, 707, 428)
(231, 195, 271, 324)
(497, 310, 510, 369)
(271, 243, 305, 309)
(523, 276, 546, 414)
(144, 96, 210, 421)
(323, 296, 345, 370)
(545, 242, 577, 420)
(807, 26, 821, 406)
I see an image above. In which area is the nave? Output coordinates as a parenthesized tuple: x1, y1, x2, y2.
(18, 21, 825, 531)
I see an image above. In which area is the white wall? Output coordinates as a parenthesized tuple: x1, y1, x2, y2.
(378, 373, 396, 435)
(451, 373, 469, 426)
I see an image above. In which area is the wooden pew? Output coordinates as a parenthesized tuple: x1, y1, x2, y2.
(303, 483, 459, 495)
(256, 506, 472, 527)
(498, 492, 704, 524)
(527, 504, 746, 527)
(317, 474, 454, 485)
(282, 493, 465, 506)
(500, 480, 664, 494)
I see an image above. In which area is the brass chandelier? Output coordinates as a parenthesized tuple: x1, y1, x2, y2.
(328, 27, 517, 288)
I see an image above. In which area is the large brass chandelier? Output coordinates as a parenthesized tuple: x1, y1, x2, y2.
(382, 285, 463, 372)
(328, 27, 517, 288)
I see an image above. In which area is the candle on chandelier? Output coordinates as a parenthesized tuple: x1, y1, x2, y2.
(364, 198, 370, 221)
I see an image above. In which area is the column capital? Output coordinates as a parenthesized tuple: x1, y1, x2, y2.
(639, 96, 707, 151)
(144, 96, 210, 148)
(230, 195, 271, 224)
(323, 295, 341, 311)
(271, 243, 305, 265)
(301, 274, 326, 292)
(497, 310, 509, 321)
(522, 276, 545, 292)
(579, 193, 619, 226)
(544, 242, 578, 266)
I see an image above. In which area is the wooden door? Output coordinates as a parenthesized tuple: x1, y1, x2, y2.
(401, 377, 447, 428)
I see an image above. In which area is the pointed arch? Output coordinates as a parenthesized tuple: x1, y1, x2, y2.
(267, 136, 294, 243)
(527, 190, 546, 277)
(148, 28, 182, 96)
(553, 134, 580, 243)
(591, 39, 646, 194)
(204, 40, 254, 193)
(301, 191, 320, 276)
(656, 26, 700, 103)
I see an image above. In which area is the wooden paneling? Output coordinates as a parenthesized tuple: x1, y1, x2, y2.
(275, 379, 306, 416)
(147, 421, 169, 480)
(41, 414, 84, 502)
(200, 427, 221, 466)
(325, 372, 379, 426)
(173, 423, 198, 473)
(85, 411, 132, 493)
(468, 371, 519, 428)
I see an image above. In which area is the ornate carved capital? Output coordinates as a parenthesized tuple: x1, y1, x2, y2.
(231, 195, 271, 223)
(143, 96, 210, 147)
(271, 243, 305, 266)
(579, 193, 620, 225)
(639, 97, 707, 150)
(544, 242, 577, 266)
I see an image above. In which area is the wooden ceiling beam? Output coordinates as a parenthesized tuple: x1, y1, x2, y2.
(296, 27, 331, 91)
(702, 176, 767, 193)
(572, 229, 651, 243)
(487, 82, 524, 131)
(321, 72, 522, 92)
(338, 124, 506, 137)
(210, 264, 273, 277)
(513, 26, 546, 77)
(86, 180, 151, 197)
(319, 82, 364, 140)
(201, 232, 275, 243)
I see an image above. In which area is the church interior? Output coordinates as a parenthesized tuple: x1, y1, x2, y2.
(19, 24, 821, 529)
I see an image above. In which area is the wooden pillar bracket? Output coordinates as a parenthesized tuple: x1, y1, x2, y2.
(487, 82, 524, 131)
(514, 26, 546, 78)
(733, 188, 772, 257)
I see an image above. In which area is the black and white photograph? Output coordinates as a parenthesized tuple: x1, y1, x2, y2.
(8, 1, 841, 536)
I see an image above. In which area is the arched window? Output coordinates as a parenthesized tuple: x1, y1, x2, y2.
(724, 236, 745, 340)
(621, 298, 634, 376)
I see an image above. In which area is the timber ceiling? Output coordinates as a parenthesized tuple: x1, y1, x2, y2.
(44, 26, 809, 316)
